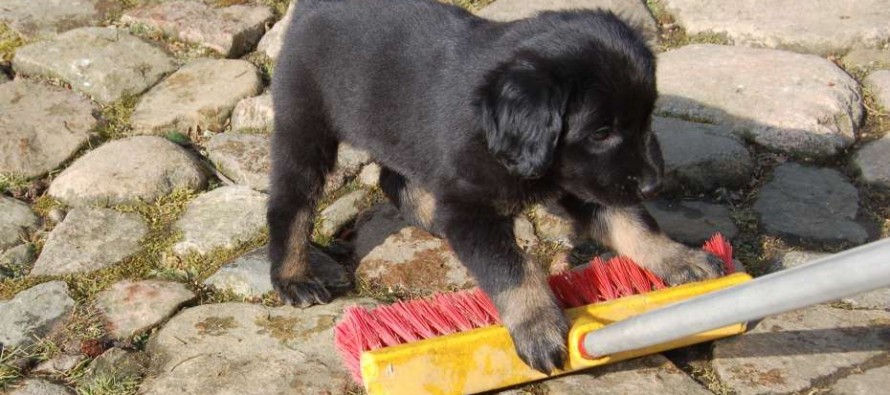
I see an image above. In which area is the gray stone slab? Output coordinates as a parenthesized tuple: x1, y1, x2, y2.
(172, 185, 267, 257)
(31, 208, 147, 276)
(0, 0, 122, 39)
(47, 136, 208, 207)
(532, 203, 576, 246)
(657, 44, 862, 158)
(0, 80, 98, 178)
(13, 27, 177, 104)
(256, 1, 296, 61)
(358, 163, 381, 188)
(353, 203, 473, 294)
(0, 281, 74, 348)
(653, 117, 753, 191)
(843, 49, 890, 73)
(8, 379, 75, 395)
(139, 299, 376, 394)
(203, 245, 351, 298)
(644, 200, 739, 245)
(0, 196, 38, 251)
(661, 0, 890, 55)
(753, 163, 867, 245)
(130, 58, 263, 135)
(712, 305, 890, 395)
(121, 0, 273, 58)
(318, 189, 368, 239)
(831, 365, 890, 395)
(864, 70, 890, 110)
(96, 280, 195, 339)
(851, 134, 890, 190)
(325, 143, 373, 195)
(478, 0, 657, 41)
(230, 93, 273, 133)
(205, 133, 270, 192)
(534, 354, 712, 395)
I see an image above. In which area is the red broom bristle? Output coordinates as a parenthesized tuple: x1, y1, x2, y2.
(335, 233, 734, 383)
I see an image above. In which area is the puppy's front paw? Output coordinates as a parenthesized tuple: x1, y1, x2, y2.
(503, 301, 570, 374)
(655, 248, 725, 285)
(273, 275, 332, 308)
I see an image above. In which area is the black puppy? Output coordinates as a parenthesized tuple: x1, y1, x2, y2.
(269, 0, 723, 374)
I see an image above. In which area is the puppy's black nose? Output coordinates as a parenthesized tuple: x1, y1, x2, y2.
(638, 178, 662, 199)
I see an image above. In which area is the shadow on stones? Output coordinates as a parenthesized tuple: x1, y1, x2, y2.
(719, 324, 890, 357)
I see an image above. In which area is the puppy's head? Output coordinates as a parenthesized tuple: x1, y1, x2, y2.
(478, 11, 662, 206)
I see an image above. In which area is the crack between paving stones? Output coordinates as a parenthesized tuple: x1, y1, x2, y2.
(795, 352, 890, 395)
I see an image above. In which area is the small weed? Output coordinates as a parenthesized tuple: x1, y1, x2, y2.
(124, 23, 219, 61)
(75, 373, 140, 395)
(244, 51, 275, 81)
(0, 23, 23, 63)
(96, 96, 139, 140)
(0, 173, 31, 196)
(0, 339, 61, 389)
(448, 0, 495, 11)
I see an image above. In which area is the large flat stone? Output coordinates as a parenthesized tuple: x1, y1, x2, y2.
(0, 281, 74, 348)
(864, 70, 890, 110)
(13, 27, 177, 104)
(47, 136, 208, 207)
(256, 1, 296, 61)
(96, 280, 195, 340)
(712, 305, 890, 395)
(478, 0, 657, 41)
(172, 185, 267, 257)
(843, 49, 890, 73)
(652, 117, 753, 191)
(318, 189, 368, 239)
(205, 133, 270, 192)
(831, 364, 890, 395)
(230, 92, 273, 133)
(851, 134, 890, 190)
(661, 0, 890, 55)
(31, 208, 147, 276)
(0, 0, 122, 39)
(644, 200, 738, 245)
(8, 379, 75, 395)
(122, 0, 273, 58)
(139, 299, 376, 394)
(203, 245, 351, 299)
(657, 44, 862, 158)
(354, 204, 473, 294)
(532, 203, 576, 246)
(753, 163, 867, 245)
(130, 59, 263, 135)
(0, 80, 98, 178)
(0, 196, 39, 251)
(530, 354, 711, 394)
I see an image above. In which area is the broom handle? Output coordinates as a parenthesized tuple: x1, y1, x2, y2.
(581, 238, 890, 358)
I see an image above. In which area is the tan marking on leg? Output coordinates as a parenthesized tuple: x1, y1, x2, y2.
(278, 209, 313, 280)
(596, 207, 685, 273)
(404, 184, 437, 230)
(492, 258, 556, 325)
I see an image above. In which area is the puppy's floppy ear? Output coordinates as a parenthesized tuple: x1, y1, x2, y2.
(478, 56, 568, 179)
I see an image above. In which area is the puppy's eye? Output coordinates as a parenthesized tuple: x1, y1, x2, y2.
(589, 126, 611, 142)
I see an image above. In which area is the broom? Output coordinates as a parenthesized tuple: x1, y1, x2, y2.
(334, 235, 890, 395)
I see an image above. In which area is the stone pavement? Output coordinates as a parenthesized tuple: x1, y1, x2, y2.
(1, 0, 889, 394)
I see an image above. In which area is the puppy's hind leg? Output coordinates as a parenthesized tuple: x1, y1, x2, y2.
(268, 95, 338, 307)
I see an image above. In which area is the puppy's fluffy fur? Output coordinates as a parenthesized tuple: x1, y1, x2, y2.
(269, 0, 723, 373)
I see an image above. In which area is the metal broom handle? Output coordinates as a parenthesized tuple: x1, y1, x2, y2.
(582, 238, 890, 358)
